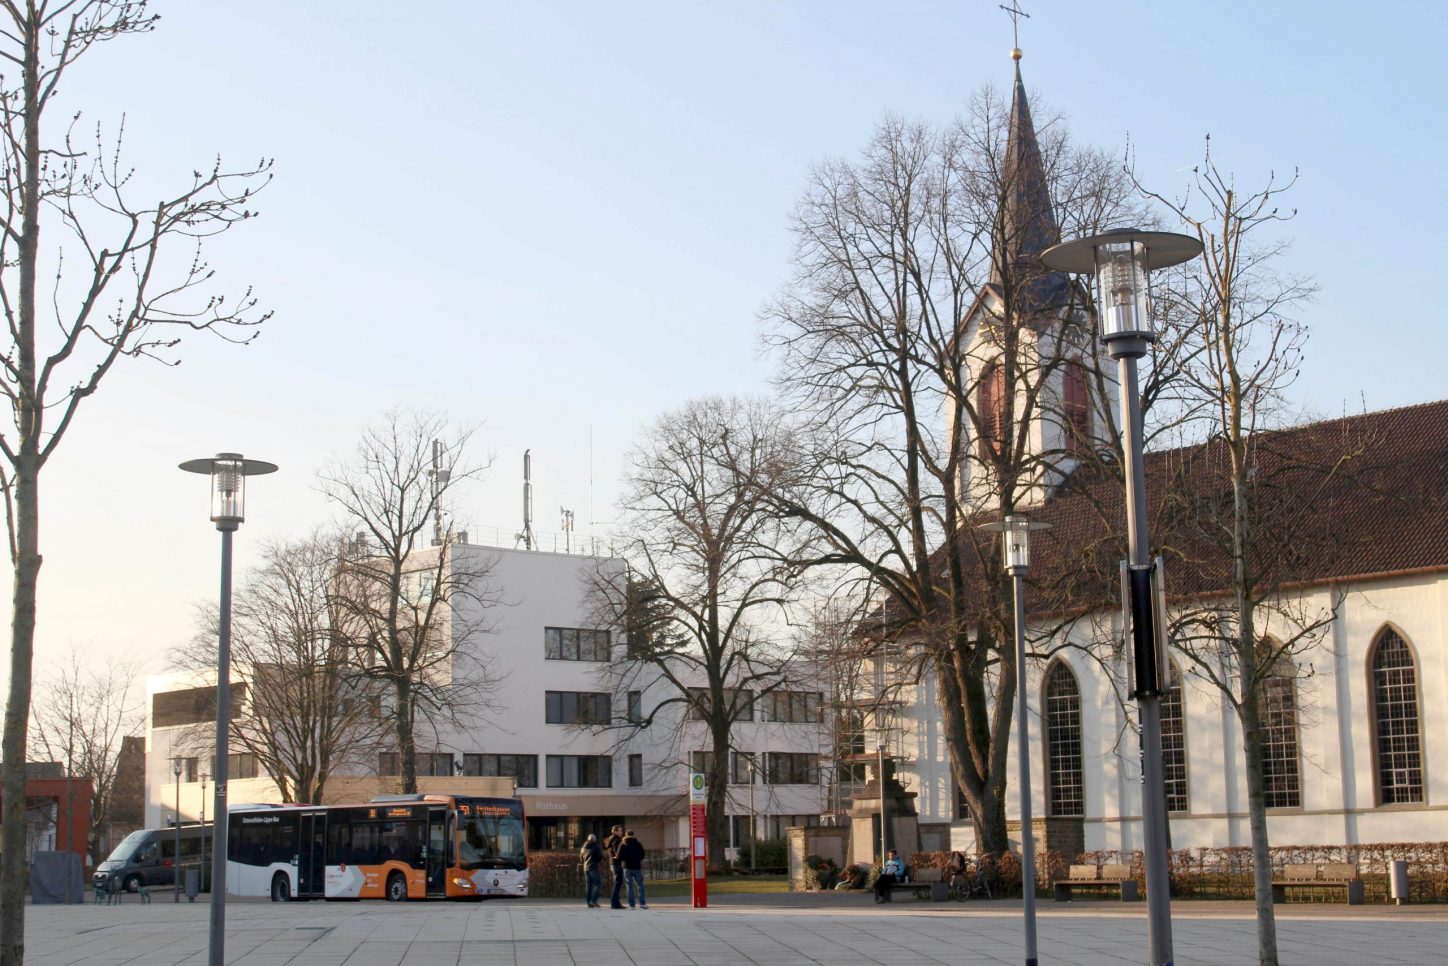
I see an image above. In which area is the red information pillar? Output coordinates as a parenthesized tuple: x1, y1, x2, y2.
(689, 772, 708, 908)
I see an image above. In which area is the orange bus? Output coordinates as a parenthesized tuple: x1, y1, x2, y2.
(228, 793, 528, 900)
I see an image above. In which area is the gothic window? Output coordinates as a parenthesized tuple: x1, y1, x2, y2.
(1043, 660, 1084, 817)
(1160, 662, 1188, 813)
(978, 362, 1005, 458)
(1062, 360, 1091, 453)
(1258, 655, 1302, 809)
(1370, 627, 1423, 805)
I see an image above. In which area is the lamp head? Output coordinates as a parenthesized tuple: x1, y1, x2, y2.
(978, 513, 1052, 575)
(179, 453, 278, 530)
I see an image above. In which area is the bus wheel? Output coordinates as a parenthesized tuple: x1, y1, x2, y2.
(123, 875, 141, 894)
(385, 872, 407, 902)
(270, 874, 291, 902)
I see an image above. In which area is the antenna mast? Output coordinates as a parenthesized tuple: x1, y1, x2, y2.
(516, 450, 535, 550)
(429, 439, 451, 546)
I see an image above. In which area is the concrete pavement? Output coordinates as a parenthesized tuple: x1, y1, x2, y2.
(22, 893, 1448, 966)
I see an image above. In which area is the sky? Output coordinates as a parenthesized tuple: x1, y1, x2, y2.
(4, 0, 1445, 700)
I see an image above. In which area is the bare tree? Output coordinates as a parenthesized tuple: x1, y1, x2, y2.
(0, 4, 270, 954)
(591, 396, 801, 867)
(321, 410, 499, 793)
(761, 86, 1142, 852)
(28, 651, 142, 864)
(176, 531, 384, 804)
(1136, 140, 1363, 966)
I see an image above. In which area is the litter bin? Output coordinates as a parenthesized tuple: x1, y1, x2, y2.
(185, 869, 200, 902)
(1389, 860, 1409, 905)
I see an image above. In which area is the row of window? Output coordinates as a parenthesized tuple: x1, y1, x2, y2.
(545, 689, 825, 726)
(976, 359, 1092, 459)
(373, 750, 823, 789)
(171, 752, 258, 783)
(1039, 626, 1426, 817)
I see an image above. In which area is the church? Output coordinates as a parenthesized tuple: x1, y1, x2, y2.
(887, 49, 1448, 857)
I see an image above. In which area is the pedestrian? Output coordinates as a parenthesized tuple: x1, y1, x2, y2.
(873, 848, 906, 903)
(616, 828, 648, 909)
(579, 834, 604, 908)
(603, 824, 626, 909)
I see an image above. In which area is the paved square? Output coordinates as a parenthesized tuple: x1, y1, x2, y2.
(21, 895, 1448, 966)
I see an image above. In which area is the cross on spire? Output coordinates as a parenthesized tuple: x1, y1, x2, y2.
(999, 1, 1030, 55)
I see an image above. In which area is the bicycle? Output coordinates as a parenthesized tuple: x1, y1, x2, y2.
(949, 856, 994, 901)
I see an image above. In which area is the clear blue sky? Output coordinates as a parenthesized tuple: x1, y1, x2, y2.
(6, 0, 1445, 693)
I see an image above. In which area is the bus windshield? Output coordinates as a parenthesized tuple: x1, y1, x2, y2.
(100, 830, 148, 865)
(458, 804, 526, 870)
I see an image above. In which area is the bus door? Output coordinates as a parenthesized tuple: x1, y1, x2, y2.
(425, 809, 448, 897)
(297, 812, 326, 898)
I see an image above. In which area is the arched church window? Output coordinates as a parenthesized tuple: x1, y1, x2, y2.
(1161, 662, 1188, 813)
(1370, 627, 1423, 805)
(1258, 651, 1302, 809)
(1043, 660, 1084, 817)
(977, 362, 1005, 458)
(1063, 360, 1091, 453)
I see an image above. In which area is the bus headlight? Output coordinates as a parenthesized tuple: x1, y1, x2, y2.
(452, 877, 473, 889)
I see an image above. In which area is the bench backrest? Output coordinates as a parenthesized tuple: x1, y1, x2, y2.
(914, 868, 943, 883)
(1320, 863, 1359, 881)
(1282, 863, 1319, 880)
(1101, 864, 1133, 881)
(1068, 864, 1100, 881)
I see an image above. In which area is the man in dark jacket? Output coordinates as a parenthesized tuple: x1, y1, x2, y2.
(603, 825, 626, 909)
(616, 829, 648, 909)
(579, 834, 605, 908)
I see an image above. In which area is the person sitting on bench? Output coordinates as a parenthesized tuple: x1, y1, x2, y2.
(873, 849, 906, 903)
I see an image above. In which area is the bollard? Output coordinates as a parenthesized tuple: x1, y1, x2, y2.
(185, 869, 200, 902)
(1389, 860, 1409, 905)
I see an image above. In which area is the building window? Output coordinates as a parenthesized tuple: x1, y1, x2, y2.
(763, 752, 818, 785)
(546, 755, 612, 788)
(545, 691, 612, 725)
(689, 751, 716, 778)
(1043, 660, 1083, 817)
(1259, 662, 1302, 809)
(461, 753, 538, 788)
(1062, 359, 1091, 453)
(686, 687, 753, 722)
(730, 751, 755, 784)
(1161, 663, 1188, 813)
(544, 627, 612, 662)
(628, 754, 643, 787)
(955, 783, 972, 822)
(228, 752, 259, 781)
(378, 752, 399, 776)
(1371, 627, 1423, 805)
(977, 362, 1006, 458)
(176, 757, 199, 783)
(761, 690, 822, 723)
(418, 752, 454, 776)
(626, 690, 643, 724)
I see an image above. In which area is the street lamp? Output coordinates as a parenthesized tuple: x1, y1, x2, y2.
(171, 757, 183, 904)
(179, 453, 276, 966)
(979, 514, 1050, 966)
(199, 771, 208, 893)
(1043, 228, 1201, 966)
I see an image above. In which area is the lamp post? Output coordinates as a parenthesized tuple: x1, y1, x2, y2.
(747, 753, 757, 872)
(199, 772, 208, 892)
(1043, 229, 1201, 966)
(179, 453, 276, 966)
(979, 514, 1050, 966)
(171, 757, 183, 903)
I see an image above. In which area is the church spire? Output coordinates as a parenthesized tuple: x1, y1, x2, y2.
(993, 44, 1068, 313)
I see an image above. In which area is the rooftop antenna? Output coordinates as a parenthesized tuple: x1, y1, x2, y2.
(516, 450, 535, 550)
(429, 439, 450, 546)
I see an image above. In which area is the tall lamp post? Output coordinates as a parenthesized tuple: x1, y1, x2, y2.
(199, 771, 208, 892)
(171, 757, 183, 903)
(979, 514, 1050, 966)
(1043, 229, 1201, 966)
(179, 453, 277, 966)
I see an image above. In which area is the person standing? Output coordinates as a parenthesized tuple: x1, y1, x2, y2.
(579, 834, 604, 908)
(873, 849, 906, 903)
(603, 824, 626, 909)
(617, 829, 648, 909)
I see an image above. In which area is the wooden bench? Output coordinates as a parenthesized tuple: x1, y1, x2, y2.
(1053, 863, 1140, 902)
(1270, 863, 1364, 905)
(882, 867, 950, 902)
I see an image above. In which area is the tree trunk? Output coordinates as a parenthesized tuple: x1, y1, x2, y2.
(1239, 697, 1280, 966)
(706, 719, 732, 873)
(396, 675, 417, 793)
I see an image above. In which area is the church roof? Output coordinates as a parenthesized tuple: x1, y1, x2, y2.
(948, 399, 1448, 618)
(991, 60, 1071, 318)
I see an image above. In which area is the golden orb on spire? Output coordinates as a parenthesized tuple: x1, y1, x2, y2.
(1010, 47, 1023, 61)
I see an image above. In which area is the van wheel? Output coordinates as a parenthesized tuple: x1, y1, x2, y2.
(123, 875, 141, 894)
(271, 874, 291, 902)
(385, 872, 407, 902)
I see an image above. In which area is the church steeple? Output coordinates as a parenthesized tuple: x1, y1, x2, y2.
(992, 50, 1069, 314)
